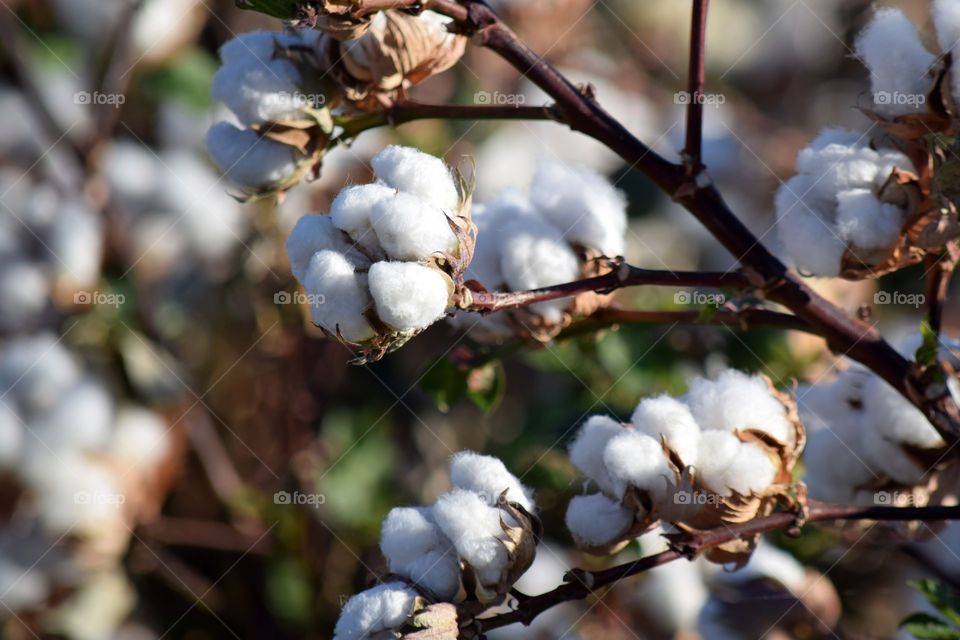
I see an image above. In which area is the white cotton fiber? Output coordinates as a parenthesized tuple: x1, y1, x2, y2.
(448, 451, 534, 512)
(724, 442, 777, 496)
(370, 145, 459, 213)
(109, 406, 170, 470)
(367, 261, 450, 331)
(528, 159, 628, 257)
(774, 180, 846, 277)
(694, 430, 741, 497)
(807, 128, 863, 151)
(602, 429, 674, 501)
(499, 216, 579, 323)
(859, 430, 929, 485)
(369, 191, 458, 261)
(0, 261, 49, 331)
(565, 493, 634, 548)
(862, 376, 944, 449)
(206, 122, 301, 190)
(794, 141, 880, 195)
(433, 489, 509, 587)
(32, 452, 122, 537)
(379, 506, 461, 600)
(855, 8, 935, 118)
(631, 395, 700, 467)
(303, 250, 374, 342)
(0, 333, 80, 412)
(934, 0, 960, 103)
(47, 203, 103, 286)
(685, 370, 792, 444)
(333, 581, 418, 640)
(802, 418, 878, 504)
(32, 381, 113, 453)
(285, 214, 369, 283)
(569, 414, 624, 496)
(834, 189, 903, 250)
(637, 556, 709, 632)
(460, 204, 506, 290)
(330, 183, 395, 258)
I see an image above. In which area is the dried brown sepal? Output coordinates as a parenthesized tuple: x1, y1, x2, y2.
(398, 601, 460, 640)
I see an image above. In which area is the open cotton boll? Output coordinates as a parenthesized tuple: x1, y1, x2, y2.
(834, 189, 903, 250)
(694, 430, 741, 497)
(368, 261, 450, 331)
(803, 420, 878, 503)
(934, 0, 960, 103)
(333, 581, 418, 640)
(860, 431, 930, 485)
(565, 493, 635, 548)
(855, 8, 935, 118)
(569, 415, 624, 496)
(862, 376, 944, 449)
(724, 442, 777, 496)
(369, 191, 458, 260)
(499, 217, 579, 322)
(379, 507, 461, 600)
(460, 205, 506, 289)
(370, 145, 459, 213)
(873, 149, 912, 188)
(286, 214, 369, 283)
(449, 451, 534, 511)
(303, 250, 374, 342)
(206, 122, 302, 191)
(602, 430, 674, 501)
(794, 142, 880, 195)
(109, 407, 170, 470)
(774, 182, 846, 277)
(685, 371, 792, 444)
(33, 381, 113, 453)
(330, 183, 396, 258)
(528, 159, 628, 257)
(631, 395, 700, 467)
(433, 489, 509, 587)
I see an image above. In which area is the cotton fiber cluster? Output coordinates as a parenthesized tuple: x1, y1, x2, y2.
(333, 581, 419, 640)
(0, 333, 174, 621)
(286, 146, 465, 347)
(0, 171, 102, 332)
(799, 335, 956, 503)
(566, 369, 798, 556)
(206, 29, 327, 193)
(774, 128, 912, 276)
(449, 159, 628, 340)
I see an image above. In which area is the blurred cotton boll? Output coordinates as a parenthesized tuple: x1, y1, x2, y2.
(205, 121, 306, 193)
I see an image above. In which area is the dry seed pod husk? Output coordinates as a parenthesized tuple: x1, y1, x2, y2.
(307, 1, 377, 41)
(318, 10, 466, 110)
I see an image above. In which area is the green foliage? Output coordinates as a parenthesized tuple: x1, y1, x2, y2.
(901, 581, 960, 639)
(140, 48, 218, 110)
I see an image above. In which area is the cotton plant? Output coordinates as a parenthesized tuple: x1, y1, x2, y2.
(799, 333, 959, 507)
(448, 159, 628, 342)
(333, 451, 540, 639)
(285, 144, 474, 361)
(0, 333, 178, 637)
(565, 369, 804, 565)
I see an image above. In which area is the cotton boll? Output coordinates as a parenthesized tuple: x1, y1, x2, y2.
(685, 370, 792, 444)
(934, 0, 960, 102)
(631, 395, 700, 467)
(448, 451, 534, 512)
(368, 261, 450, 331)
(602, 430, 674, 502)
(565, 493, 634, 548)
(568, 415, 624, 496)
(774, 181, 846, 277)
(370, 145, 459, 212)
(855, 8, 936, 118)
(803, 420, 878, 503)
(285, 214, 369, 283)
(636, 555, 709, 633)
(46, 202, 103, 287)
(723, 442, 777, 496)
(694, 431, 741, 497)
(109, 407, 170, 470)
(860, 431, 930, 485)
(32, 452, 123, 537)
(0, 334, 81, 412)
(862, 376, 944, 449)
(528, 159, 628, 257)
(499, 217, 579, 322)
(369, 191, 458, 260)
(333, 581, 418, 640)
(206, 122, 302, 191)
(0, 261, 49, 331)
(433, 489, 509, 587)
(303, 250, 375, 342)
(330, 183, 396, 258)
(379, 507, 460, 600)
(461, 205, 506, 289)
(834, 189, 903, 250)
(795, 143, 880, 194)
(873, 149, 912, 188)
(32, 381, 114, 453)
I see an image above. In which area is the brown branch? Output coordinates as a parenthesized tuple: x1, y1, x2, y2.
(923, 245, 958, 336)
(570, 306, 814, 336)
(684, 0, 709, 170)
(475, 501, 960, 632)
(464, 263, 750, 312)
(455, 0, 960, 446)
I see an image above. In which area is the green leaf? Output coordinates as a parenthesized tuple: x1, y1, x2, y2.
(910, 580, 960, 627)
(466, 361, 505, 412)
(421, 358, 468, 412)
(266, 559, 313, 624)
(917, 321, 941, 368)
(140, 48, 218, 110)
(900, 613, 960, 639)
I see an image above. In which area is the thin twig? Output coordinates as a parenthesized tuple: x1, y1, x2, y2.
(567, 306, 814, 336)
(923, 245, 958, 337)
(684, 0, 709, 171)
